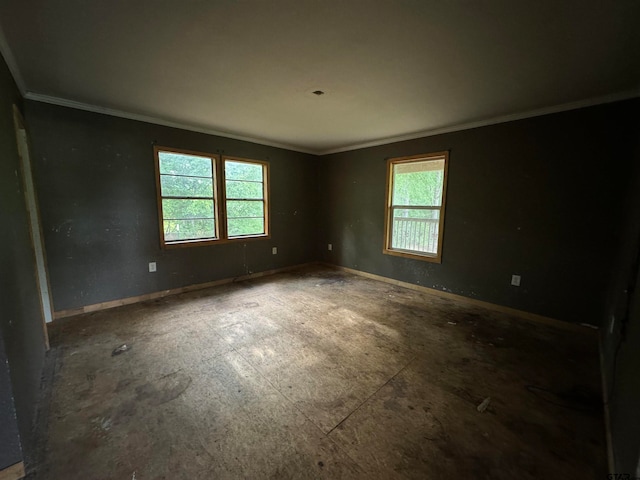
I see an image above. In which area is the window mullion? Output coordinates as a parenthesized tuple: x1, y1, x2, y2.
(391, 205, 440, 210)
(163, 195, 215, 200)
(215, 155, 227, 240)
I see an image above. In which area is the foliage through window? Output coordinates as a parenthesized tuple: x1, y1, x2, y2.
(225, 160, 266, 237)
(384, 152, 449, 262)
(154, 147, 269, 247)
(157, 150, 217, 242)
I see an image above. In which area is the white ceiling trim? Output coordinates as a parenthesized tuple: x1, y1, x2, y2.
(0, 25, 26, 96)
(318, 88, 640, 155)
(23, 92, 318, 155)
(24, 89, 640, 157)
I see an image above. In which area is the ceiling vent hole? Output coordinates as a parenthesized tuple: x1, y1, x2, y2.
(312, 90, 325, 96)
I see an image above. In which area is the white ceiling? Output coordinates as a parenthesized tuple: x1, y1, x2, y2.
(1, 1, 639, 154)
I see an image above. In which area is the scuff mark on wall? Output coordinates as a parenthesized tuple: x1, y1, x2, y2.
(53, 219, 73, 233)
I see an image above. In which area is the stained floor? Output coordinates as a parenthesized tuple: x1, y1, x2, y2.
(36, 266, 606, 479)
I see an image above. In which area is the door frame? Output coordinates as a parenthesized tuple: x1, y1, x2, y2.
(13, 105, 51, 349)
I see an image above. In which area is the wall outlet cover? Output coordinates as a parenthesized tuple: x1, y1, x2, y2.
(149, 262, 157, 272)
(511, 274, 521, 286)
(328, 244, 332, 251)
(272, 247, 278, 255)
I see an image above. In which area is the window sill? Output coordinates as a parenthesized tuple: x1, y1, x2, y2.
(163, 233, 270, 249)
(383, 247, 442, 263)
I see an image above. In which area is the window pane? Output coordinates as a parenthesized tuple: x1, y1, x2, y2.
(162, 199, 214, 220)
(224, 158, 266, 237)
(163, 218, 216, 241)
(391, 208, 440, 254)
(225, 180, 263, 199)
(226, 200, 264, 219)
(228, 218, 265, 237)
(225, 161, 263, 182)
(159, 151, 212, 177)
(161, 175, 213, 198)
(392, 159, 445, 206)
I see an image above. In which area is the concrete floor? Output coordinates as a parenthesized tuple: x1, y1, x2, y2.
(36, 266, 606, 479)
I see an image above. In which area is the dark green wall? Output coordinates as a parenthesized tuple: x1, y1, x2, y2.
(0, 337, 21, 469)
(319, 99, 639, 326)
(607, 263, 640, 474)
(24, 101, 319, 312)
(600, 118, 640, 473)
(0, 53, 47, 468)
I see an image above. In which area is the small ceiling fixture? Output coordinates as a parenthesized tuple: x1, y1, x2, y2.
(312, 90, 325, 96)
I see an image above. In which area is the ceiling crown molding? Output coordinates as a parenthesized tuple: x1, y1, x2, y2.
(318, 88, 640, 155)
(26, 88, 640, 158)
(23, 92, 319, 155)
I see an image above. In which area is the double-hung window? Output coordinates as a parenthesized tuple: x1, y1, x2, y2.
(383, 152, 449, 262)
(154, 146, 269, 247)
(224, 159, 268, 238)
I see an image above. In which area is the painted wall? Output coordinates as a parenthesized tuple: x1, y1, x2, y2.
(0, 338, 21, 470)
(608, 265, 640, 474)
(318, 99, 639, 326)
(0, 53, 47, 468)
(601, 125, 640, 473)
(24, 101, 319, 312)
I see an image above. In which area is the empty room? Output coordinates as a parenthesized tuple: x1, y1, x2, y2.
(1, 1, 639, 479)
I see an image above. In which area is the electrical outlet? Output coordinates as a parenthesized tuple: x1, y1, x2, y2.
(328, 243, 332, 251)
(272, 247, 277, 255)
(511, 274, 521, 287)
(149, 262, 157, 273)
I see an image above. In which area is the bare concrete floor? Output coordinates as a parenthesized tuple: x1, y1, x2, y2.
(37, 266, 606, 479)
